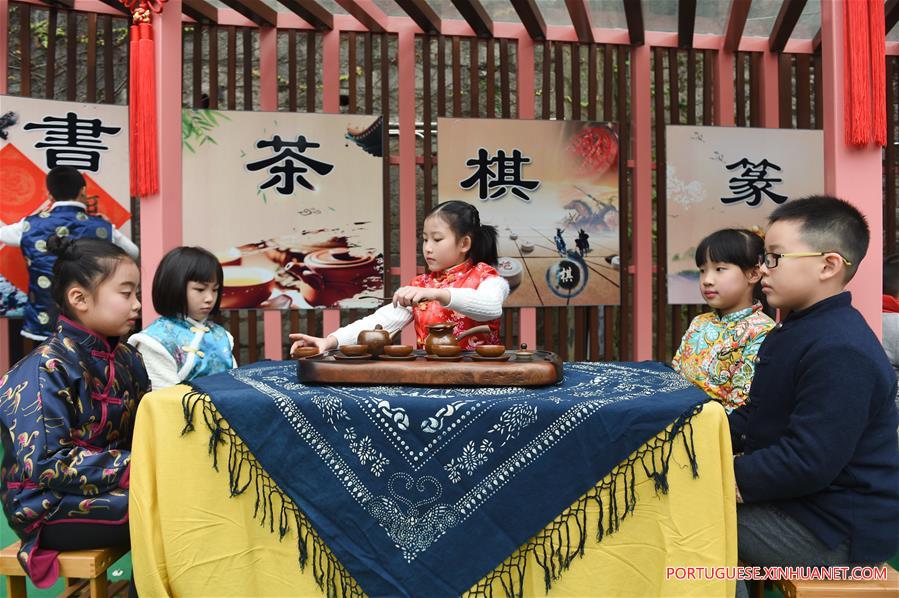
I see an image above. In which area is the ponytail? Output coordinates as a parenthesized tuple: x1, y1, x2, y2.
(470, 224, 499, 267)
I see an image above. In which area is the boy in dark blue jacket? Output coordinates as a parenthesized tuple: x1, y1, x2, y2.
(731, 196, 899, 598)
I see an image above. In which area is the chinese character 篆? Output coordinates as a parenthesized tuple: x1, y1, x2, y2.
(245, 135, 335, 195)
(721, 158, 788, 206)
(459, 148, 540, 202)
(23, 112, 121, 172)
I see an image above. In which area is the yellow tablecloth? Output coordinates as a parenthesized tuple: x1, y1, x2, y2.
(130, 385, 736, 597)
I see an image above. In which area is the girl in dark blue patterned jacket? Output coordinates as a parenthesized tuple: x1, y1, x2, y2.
(0, 236, 149, 588)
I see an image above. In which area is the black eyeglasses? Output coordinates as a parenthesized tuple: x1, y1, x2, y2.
(761, 252, 853, 269)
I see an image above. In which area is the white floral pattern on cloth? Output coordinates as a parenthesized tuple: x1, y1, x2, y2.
(367, 473, 461, 561)
(311, 393, 349, 428)
(345, 427, 390, 477)
(230, 361, 698, 562)
(444, 439, 494, 483)
(488, 404, 538, 446)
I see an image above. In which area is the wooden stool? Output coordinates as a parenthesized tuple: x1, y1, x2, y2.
(751, 563, 899, 597)
(0, 542, 129, 598)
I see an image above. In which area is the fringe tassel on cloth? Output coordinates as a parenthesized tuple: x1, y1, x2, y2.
(182, 391, 704, 598)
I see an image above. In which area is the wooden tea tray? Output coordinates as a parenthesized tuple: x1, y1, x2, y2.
(296, 350, 563, 387)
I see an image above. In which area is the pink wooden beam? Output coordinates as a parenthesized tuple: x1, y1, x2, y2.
(630, 44, 653, 361)
(0, 0, 8, 374)
(321, 26, 342, 337)
(0, 0, 8, 95)
(821, 0, 883, 334)
(397, 24, 418, 346)
(141, 1, 183, 325)
(259, 25, 283, 360)
(516, 32, 537, 349)
(15, 0, 125, 15)
(8, 1, 824, 52)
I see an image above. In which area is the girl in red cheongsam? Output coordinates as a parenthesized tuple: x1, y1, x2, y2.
(290, 201, 508, 353)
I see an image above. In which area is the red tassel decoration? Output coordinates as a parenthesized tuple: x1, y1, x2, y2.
(128, 25, 141, 197)
(124, 1, 166, 197)
(843, 0, 887, 148)
(136, 22, 158, 197)
(844, 0, 870, 147)
(868, 0, 887, 147)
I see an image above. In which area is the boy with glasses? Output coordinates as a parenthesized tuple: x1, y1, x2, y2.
(731, 196, 899, 598)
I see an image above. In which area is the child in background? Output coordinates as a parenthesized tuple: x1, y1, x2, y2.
(0, 273, 27, 316)
(129, 246, 236, 389)
(0, 166, 139, 340)
(0, 236, 148, 588)
(290, 201, 509, 354)
(672, 228, 774, 413)
(881, 253, 899, 374)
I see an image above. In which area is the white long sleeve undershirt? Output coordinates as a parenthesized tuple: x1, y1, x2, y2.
(331, 276, 509, 347)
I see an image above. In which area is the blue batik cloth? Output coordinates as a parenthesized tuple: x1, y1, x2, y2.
(184, 360, 709, 597)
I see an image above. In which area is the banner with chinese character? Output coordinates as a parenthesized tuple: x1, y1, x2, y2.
(437, 118, 620, 307)
(666, 125, 824, 304)
(0, 95, 131, 299)
(181, 109, 384, 309)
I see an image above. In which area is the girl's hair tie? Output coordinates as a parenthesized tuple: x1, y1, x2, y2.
(47, 235, 79, 260)
(747, 225, 765, 241)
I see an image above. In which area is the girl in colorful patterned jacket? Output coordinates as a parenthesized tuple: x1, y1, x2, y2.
(129, 246, 237, 389)
(290, 201, 509, 354)
(0, 236, 149, 589)
(672, 228, 775, 413)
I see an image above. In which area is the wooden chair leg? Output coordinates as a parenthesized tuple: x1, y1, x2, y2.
(5, 575, 27, 598)
(749, 579, 766, 598)
(89, 575, 109, 598)
(60, 579, 91, 598)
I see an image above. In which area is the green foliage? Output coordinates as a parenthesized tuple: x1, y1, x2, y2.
(182, 109, 230, 153)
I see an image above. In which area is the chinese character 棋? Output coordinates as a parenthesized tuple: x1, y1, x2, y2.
(460, 148, 540, 202)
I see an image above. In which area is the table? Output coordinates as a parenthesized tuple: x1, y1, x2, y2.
(130, 365, 736, 597)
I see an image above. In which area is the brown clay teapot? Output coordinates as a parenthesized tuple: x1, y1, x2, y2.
(424, 323, 492, 354)
(357, 324, 391, 356)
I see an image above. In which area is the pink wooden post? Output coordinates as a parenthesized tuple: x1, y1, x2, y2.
(321, 27, 343, 337)
(0, 0, 7, 97)
(715, 50, 735, 125)
(630, 44, 653, 361)
(0, 0, 9, 373)
(515, 32, 537, 349)
(141, 1, 183, 325)
(258, 25, 283, 359)
(397, 25, 418, 346)
(821, 0, 883, 334)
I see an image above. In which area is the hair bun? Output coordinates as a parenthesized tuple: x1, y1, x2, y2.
(47, 235, 78, 260)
